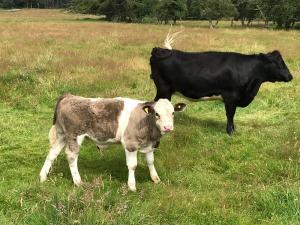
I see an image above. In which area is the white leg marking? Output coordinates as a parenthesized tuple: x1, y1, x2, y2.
(125, 149, 138, 192)
(39, 129, 65, 182)
(66, 146, 81, 186)
(145, 151, 160, 184)
(76, 134, 86, 146)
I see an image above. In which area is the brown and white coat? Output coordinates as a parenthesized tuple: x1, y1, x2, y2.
(39, 94, 186, 191)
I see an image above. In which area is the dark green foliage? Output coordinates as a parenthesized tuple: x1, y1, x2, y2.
(258, 0, 300, 29)
(156, 0, 187, 24)
(2, 0, 300, 29)
(70, 0, 158, 22)
(191, 0, 237, 28)
(0, 0, 15, 8)
(0, 0, 72, 8)
(233, 0, 258, 26)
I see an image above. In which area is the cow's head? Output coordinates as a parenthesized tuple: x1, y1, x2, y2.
(265, 50, 293, 82)
(143, 99, 186, 134)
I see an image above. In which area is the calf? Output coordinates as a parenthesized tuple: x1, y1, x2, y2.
(39, 94, 186, 191)
(150, 34, 293, 134)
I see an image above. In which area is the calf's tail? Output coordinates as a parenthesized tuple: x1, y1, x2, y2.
(53, 93, 70, 125)
(49, 125, 57, 146)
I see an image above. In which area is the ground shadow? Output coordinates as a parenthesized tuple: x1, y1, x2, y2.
(51, 145, 150, 184)
(176, 111, 275, 134)
(176, 113, 226, 133)
(73, 17, 106, 22)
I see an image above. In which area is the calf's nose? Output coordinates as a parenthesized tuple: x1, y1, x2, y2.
(163, 125, 173, 132)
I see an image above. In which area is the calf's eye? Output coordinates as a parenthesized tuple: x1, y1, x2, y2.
(155, 113, 160, 118)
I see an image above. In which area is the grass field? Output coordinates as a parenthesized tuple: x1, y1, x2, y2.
(0, 9, 299, 225)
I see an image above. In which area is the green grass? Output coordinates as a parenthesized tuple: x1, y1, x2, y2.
(0, 9, 300, 225)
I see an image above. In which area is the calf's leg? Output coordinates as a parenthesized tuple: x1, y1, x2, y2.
(125, 149, 138, 191)
(65, 139, 82, 186)
(40, 125, 66, 182)
(145, 151, 160, 183)
(224, 101, 236, 135)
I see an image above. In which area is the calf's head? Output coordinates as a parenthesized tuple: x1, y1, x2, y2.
(143, 99, 186, 134)
(265, 50, 293, 82)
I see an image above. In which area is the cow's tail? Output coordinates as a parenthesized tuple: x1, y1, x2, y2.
(163, 28, 183, 50)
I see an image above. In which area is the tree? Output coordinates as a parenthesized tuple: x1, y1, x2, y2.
(156, 0, 187, 24)
(258, 0, 300, 29)
(191, 0, 237, 28)
(0, 0, 15, 8)
(232, 0, 258, 26)
(70, 0, 154, 22)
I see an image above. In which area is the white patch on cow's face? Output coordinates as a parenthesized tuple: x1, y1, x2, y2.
(153, 99, 175, 134)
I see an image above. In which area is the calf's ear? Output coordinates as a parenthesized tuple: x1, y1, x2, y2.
(174, 103, 186, 112)
(143, 105, 155, 114)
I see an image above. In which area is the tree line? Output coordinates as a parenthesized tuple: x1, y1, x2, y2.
(0, 0, 70, 8)
(1, 0, 300, 29)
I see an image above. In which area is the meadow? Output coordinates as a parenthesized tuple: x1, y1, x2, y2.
(0, 9, 299, 225)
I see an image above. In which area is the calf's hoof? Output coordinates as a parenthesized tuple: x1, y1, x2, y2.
(128, 183, 137, 192)
(39, 174, 47, 183)
(73, 177, 82, 187)
(151, 175, 161, 184)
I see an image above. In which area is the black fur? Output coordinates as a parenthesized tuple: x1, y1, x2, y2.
(150, 48, 293, 134)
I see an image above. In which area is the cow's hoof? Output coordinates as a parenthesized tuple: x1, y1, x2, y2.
(226, 127, 234, 135)
(151, 175, 161, 184)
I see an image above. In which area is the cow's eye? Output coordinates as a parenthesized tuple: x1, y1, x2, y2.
(155, 113, 160, 118)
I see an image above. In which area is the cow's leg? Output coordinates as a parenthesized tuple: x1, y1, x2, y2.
(65, 139, 82, 186)
(40, 125, 66, 182)
(145, 151, 160, 184)
(154, 90, 172, 101)
(153, 77, 173, 101)
(125, 149, 138, 191)
(224, 101, 236, 135)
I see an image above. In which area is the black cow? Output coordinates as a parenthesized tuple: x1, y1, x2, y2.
(150, 46, 293, 134)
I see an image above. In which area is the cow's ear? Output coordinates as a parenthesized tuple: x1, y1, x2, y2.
(267, 50, 282, 61)
(270, 50, 281, 57)
(174, 103, 186, 112)
(143, 105, 155, 114)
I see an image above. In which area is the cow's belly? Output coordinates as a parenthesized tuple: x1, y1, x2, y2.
(175, 88, 222, 100)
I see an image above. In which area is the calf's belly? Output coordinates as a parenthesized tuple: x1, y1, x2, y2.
(76, 133, 120, 146)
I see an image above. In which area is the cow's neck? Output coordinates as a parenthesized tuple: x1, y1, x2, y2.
(238, 77, 263, 107)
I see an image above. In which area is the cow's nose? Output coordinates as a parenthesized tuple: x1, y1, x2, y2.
(163, 125, 173, 132)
